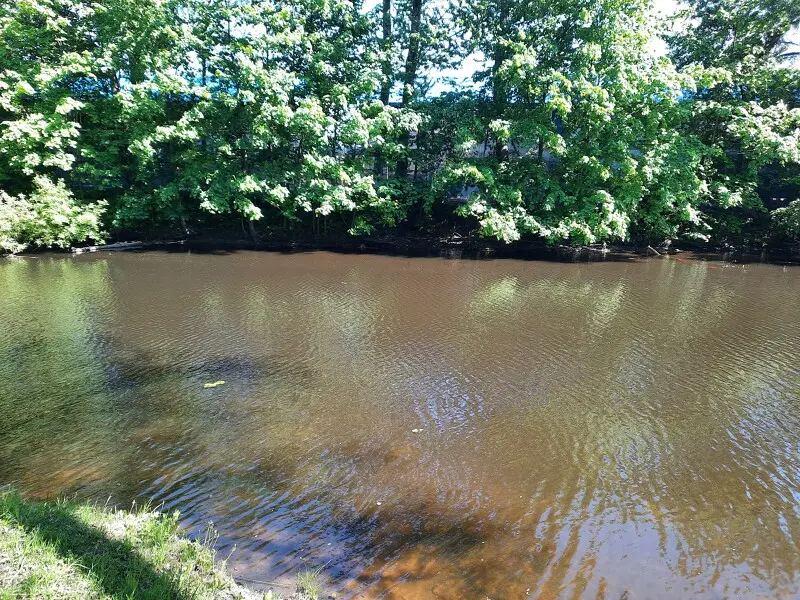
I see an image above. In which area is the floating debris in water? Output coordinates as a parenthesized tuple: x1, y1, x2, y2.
(203, 380, 225, 388)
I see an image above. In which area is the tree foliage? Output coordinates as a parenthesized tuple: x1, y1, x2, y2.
(0, 176, 105, 253)
(0, 0, 798, 252)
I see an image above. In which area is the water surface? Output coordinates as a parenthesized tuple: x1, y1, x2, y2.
(1, 250, 799, 598)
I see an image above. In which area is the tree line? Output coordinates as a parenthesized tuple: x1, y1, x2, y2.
(0, 0, 799, 252)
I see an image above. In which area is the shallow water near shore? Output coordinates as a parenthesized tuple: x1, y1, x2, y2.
(1, 250, 799, 598)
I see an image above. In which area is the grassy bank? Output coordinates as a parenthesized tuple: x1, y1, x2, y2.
(0, 491, 320, 600)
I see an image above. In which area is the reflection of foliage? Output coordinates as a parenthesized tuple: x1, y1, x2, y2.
(2, 255, 800, 596)
(468, 276, 519, 316)
(0, 257, 114, 484)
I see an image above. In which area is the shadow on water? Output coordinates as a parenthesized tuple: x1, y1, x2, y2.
(126, 237, 644, 263)
(113, 237, 800, 267)
(0, 494, 191, 600)
(133, 436, 530, 598)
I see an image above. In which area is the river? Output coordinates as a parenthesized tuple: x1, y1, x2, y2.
(1, 250, 799, 598)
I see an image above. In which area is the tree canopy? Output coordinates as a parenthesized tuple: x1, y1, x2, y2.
(1, 0, 798, 252)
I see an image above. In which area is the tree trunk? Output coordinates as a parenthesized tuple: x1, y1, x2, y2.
(538, 92, 548, 164)
(375, 0, 392, 179)
(395, 0, 422, 179)
(380, 0, 392, 105)
(248, 220, 258, 243)
(492, 0, 509, 162)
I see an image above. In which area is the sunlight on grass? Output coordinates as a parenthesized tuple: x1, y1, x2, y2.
(0, 491, 270, 599)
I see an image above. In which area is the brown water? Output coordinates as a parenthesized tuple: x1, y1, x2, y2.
(1, 250, 799, 599)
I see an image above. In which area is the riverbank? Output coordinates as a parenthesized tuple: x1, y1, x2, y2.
(65, 223, 800, 264)
(0, 491, 319, 600)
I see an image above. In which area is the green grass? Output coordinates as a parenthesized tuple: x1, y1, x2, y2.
(295, 568, 322, 600)
(0, 491, 295, 600)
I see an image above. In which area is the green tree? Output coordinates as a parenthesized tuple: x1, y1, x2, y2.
(664, 0, 800, 244)
(0, 0, 798, 252)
